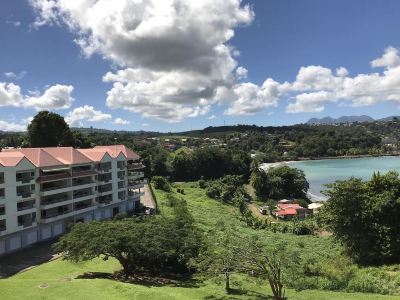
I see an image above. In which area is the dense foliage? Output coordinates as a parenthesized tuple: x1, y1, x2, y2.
(27, 111, 74, 147)
(320, 171, 400, 265)
(251, 166, 309, 200)
(54, 201, 202, 276)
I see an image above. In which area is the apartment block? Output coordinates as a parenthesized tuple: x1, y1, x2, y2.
(0, 145, 145, 256)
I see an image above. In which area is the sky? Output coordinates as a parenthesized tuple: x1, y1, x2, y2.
(1, 0, 400, 132)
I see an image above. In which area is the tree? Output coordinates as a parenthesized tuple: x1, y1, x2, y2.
(54, 210, 202, 277)
(319, 171, 400, 265)
(27, 111, 74, 147)
(192, 227, 243, 294)
(251, 166, 309, 200)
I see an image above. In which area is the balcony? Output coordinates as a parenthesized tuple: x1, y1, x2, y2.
(41, 205, 72, 223)
(73, 176, 95, 188)
(127, 171, 144, 179)
(71, 169, 98, 178)
(117, 161, 126, 170)
(74, 199, 95, 213)
(128, 191, 143, 200)
(118, 181, 126, 189)
(96, 194, 113, 206)
(37, 172, 70, 183)
(41, 180, 71, 196)
(0, 220, 6, 233)
(16, 186, 34, 200)
(16, 172, 35, 184)
(41, 193, 71, 209)
(0, 205, 5, 216)
(73, 188, 93, 200)
(17, 212, 36, 228)
(17, 200, 36, 212)
(96, 162, 112, 174)
(0, 173, 4, 185)
(0, 188, 5, 201)
(127, 163, 145, 170)
(128, 180, 144, 189)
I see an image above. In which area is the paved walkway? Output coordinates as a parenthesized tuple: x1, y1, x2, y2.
(0, 241, 60, 278)
(140, 183, 156, 210)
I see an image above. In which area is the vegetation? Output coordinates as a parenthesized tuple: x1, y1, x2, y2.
(54, 199, 202, 277)
(27, 111, 74, 147)
(154, 182, 400, 296)
(251, 166, 309, 200)
(319, 171, 400, 265)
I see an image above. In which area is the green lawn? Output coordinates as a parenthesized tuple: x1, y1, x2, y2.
(0, 182, 399, 299)
(1, 258, 398, 300)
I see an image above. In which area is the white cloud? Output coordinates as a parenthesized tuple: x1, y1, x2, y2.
(371, 46, 400, 69)
(4, 71, 27, 80)
(141, 123, 150, 127)
(113, 117, 129, 125)
(65, 105, 112, 127)
(0, 82, 74, 110)
(224, 79, 283, 115)
(236, 66, 248, 80)
(208, 114, 217, 120)
(0, 121, 26, 132)
(30, 0, 254, 122)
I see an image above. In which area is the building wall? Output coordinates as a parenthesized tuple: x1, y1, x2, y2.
(0, 153, 144, 257)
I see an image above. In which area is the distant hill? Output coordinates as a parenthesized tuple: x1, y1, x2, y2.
(307, 115, 375, 125)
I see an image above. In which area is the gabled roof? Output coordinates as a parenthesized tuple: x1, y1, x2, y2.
(44, 147, 93, 165)
(18, 148, 64, 167)
(0, 151, 25, 167)
(0, 144, 139, 167)
(77, 149, 111, 162)
(94, 145, 139, 160)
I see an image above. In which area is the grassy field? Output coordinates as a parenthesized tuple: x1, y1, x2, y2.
(0, 182, 399, 299)
(1, 258, 398, 300)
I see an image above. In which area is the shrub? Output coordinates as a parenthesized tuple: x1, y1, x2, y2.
(151, 176, 171, 192)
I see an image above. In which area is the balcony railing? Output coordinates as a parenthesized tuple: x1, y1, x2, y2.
(127, 163, 145, 170)
(17, 176, 34, 184)
(37, 172, 70, 183)
(17, 192, 33, 199)
(41, 194, 70, 206)
(42, 209, 71, 219)
(73, 190, 93, 199)
(17, 202, 35, 212)
(71, 170, 98, 178)
(73, 179, 94, 187)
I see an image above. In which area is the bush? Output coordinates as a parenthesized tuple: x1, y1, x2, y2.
(151, 176, 171, 192)
(198, 179, 206, 189)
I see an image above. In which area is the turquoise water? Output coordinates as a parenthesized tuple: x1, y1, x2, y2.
(288, 156, 400, 200)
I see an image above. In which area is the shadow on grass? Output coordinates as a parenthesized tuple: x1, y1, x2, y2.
(203, 288, 273, 300)
(76, 270, 200, 288)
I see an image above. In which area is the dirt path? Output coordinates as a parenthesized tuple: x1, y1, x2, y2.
(248, 202, 268, 220)
(140, 183, 156, 210)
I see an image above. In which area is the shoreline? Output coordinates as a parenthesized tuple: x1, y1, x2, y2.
(260, 154, 399, 170)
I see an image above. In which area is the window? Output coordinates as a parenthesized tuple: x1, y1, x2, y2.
(0, 219, 5, 231)
(18, 213, 36, 228)
(0, 205, 5, 215)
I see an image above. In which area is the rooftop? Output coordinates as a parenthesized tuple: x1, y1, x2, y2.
(0, 145, 139, 167)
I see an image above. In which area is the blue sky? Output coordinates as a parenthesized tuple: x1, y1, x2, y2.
(1, 0, 400, 132)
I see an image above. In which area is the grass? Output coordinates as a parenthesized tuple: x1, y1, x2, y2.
(0, 182, 398, 299)
(1, 258, 398, 300)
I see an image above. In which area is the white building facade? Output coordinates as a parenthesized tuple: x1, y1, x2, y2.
(0, 145, 145, 256)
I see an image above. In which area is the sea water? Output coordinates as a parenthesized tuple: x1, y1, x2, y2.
(288, 156, 400, 200)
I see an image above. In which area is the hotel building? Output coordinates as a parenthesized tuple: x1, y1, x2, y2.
(0, 145, 145, 256)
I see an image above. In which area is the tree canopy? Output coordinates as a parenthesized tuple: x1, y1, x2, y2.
(251, 166, 309, 200)
(27, 111, 74, 147)
(320, 171, 400, 265)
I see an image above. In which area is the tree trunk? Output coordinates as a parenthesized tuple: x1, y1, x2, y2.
(225, 271, 231, 294)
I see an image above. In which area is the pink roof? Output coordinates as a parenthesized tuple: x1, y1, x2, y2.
(94, 145, 139, 160)
(44, 147, 93, 164)
(0, 145, 139, 167)
(0, 151, 25, 167)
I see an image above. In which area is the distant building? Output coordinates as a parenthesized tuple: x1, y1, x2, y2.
(308, 202, 324, 214)
(274, 201, 311, 220)
(0, 145, 144, 256)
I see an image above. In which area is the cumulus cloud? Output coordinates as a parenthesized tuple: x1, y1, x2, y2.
(4, 71, 27, 80)
(113, 117, 130, 125)
(0, 121, 26, 132)
(30, 0, 254, 121)
(0, 82, 74, 110)
(236, 66, 248, 80)
(65, 105, 112, 127)
(208, 114, 217, 120)
(227, 46, 400, 115)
